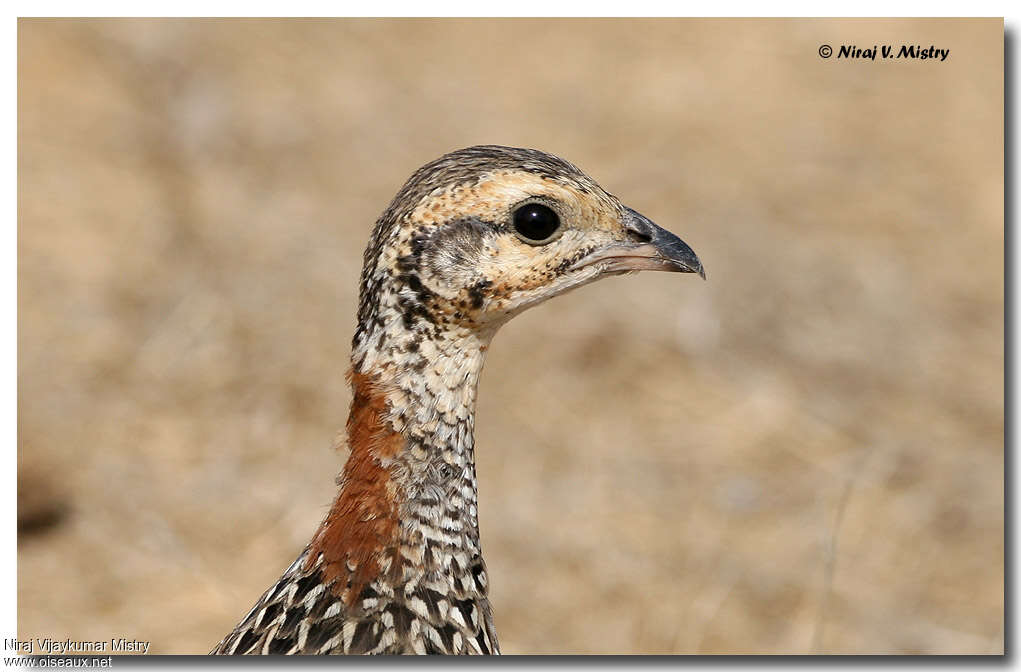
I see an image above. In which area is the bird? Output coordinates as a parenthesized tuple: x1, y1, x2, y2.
(210, 145, 704, 655)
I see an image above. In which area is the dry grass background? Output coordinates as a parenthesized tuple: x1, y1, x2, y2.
(17, 18, 1003, 654)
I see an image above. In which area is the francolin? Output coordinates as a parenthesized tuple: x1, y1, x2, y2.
(211, 145, 704, 655)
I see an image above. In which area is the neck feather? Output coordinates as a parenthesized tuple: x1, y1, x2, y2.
(306, 312, 493, 601)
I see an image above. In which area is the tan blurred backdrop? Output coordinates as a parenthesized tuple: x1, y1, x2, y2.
(17, 18, 1003, 654)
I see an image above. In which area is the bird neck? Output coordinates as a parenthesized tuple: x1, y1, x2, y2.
(306, 313, 494, 605)
(353, 319, 492, 442)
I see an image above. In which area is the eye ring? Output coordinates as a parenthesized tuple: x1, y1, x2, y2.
(512, 202, 562, 245)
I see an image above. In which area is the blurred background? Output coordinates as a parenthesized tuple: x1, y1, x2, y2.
(17, 18, 1002, 654)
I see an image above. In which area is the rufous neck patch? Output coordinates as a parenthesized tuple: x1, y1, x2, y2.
(306, 371, 404, 606)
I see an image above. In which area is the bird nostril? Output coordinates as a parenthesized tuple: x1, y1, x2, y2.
(626, 226, 653, 244)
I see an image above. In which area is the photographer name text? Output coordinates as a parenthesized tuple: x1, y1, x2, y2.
(4, 638, 149, 655)
(838, 44, 949, 61)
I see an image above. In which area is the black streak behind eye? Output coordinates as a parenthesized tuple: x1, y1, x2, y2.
(513, 203, 561, 244)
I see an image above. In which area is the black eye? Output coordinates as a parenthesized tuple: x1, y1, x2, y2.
(512, 203, 561, 244)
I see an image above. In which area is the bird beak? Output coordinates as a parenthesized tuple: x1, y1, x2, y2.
(571, 207, 706, 279)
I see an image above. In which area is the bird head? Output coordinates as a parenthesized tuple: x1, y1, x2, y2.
(354, 145, 704, 354)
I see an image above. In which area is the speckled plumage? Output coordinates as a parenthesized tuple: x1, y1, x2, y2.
(212, 145, 703, 655)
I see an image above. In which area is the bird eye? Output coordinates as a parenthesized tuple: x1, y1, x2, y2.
(512, 203, 561, 244)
